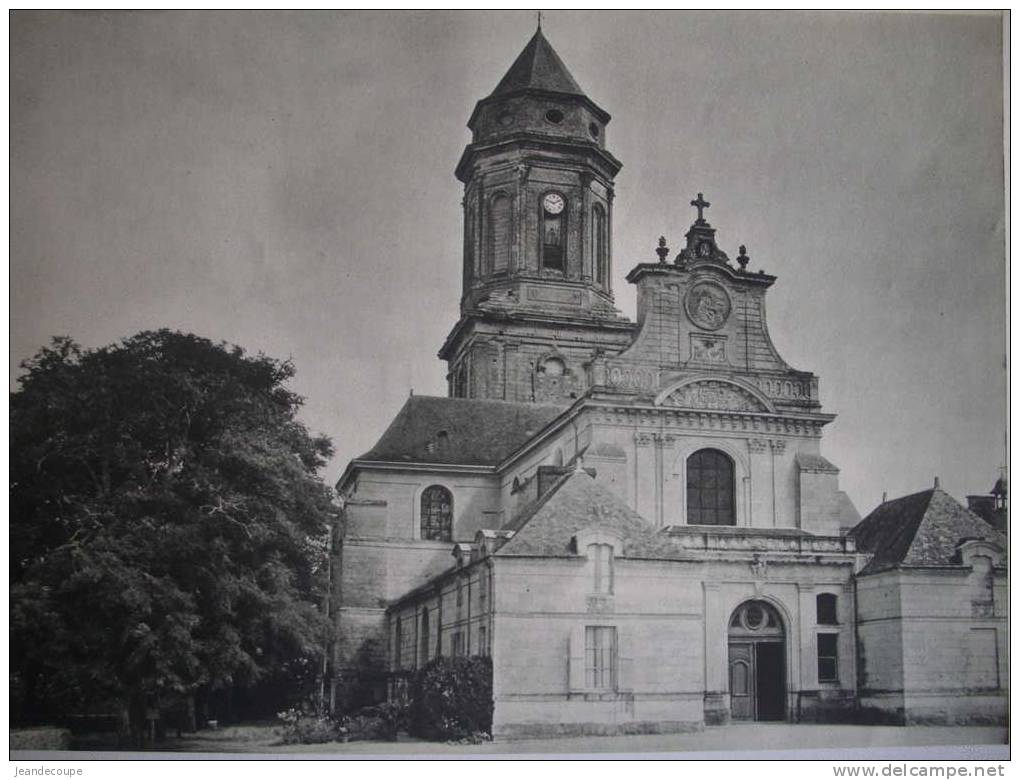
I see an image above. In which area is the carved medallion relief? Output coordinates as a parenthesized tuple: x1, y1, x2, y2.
(684, 282, 731, 331)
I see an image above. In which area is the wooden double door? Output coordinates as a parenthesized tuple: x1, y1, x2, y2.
(728, 640, 785, 721)
(727, 600, 787, 721)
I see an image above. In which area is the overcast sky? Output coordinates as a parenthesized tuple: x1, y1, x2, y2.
(10, 10, 1006, 514)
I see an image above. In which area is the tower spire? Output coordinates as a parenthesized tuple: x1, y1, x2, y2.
(537, 10, 542, 31)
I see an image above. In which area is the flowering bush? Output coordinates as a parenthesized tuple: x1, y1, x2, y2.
(409, 656, 492, 741)
(277, 708, 346, 745)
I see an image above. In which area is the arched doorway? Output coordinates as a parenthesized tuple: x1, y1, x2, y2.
(728, 600, 786, 721)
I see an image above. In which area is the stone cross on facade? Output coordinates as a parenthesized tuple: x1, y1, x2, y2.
(690, 192, 710, 223)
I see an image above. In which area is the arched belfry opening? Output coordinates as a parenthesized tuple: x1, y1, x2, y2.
(727, 600, 786, 721)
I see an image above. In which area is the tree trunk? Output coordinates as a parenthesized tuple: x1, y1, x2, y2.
(117, 699, 132, 749)
(185, 693, 197, 733)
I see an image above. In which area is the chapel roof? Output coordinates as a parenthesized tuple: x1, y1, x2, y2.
(849, 487, 1007, 575)
(354, 395, 565, 467)
(490, 28, 585, 98)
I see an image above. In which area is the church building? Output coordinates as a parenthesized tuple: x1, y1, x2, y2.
(331, 28, 1007, 737)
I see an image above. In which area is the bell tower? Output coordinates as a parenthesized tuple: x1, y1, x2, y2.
(440, 28, 634, 404)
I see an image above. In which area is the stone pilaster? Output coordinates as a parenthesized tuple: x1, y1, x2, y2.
(703, 582, 729, 725)
(634, 432, 656, 521)
(748, 437, 770, 528)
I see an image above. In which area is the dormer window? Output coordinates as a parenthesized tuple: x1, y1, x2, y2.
(589, 543, 614, 594)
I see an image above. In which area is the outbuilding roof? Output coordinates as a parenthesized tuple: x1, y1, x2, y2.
(849, 487, 1006, 574)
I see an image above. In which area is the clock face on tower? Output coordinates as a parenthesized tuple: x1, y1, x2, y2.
(542, 193, 565, 215)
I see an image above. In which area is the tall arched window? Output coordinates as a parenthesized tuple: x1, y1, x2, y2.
(592, 203, 607, 285)
(541, 192, 566, 270)
(420, 485, 453, 541)
(488, 194, 511, 273)
(686, 448, 736, 525)
(464, 206, 475, 282)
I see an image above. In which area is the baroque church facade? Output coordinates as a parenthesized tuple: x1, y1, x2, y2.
(331, 30, 1007, 737)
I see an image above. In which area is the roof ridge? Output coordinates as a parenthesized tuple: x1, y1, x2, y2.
(409, 394, 565, 409)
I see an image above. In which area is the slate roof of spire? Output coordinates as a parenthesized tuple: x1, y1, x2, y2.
(355, 395, 565, 467)
(849, 488, 1007, 574)
(490, 29, 585, 98)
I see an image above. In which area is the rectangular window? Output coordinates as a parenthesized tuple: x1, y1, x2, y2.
(585, 626, 617, 691)
(394, 618, 402, 670)
(478, 625, 487, 656)
(452, 631, 464, 657)
(479, 572, 488, 608)
(817, 633, 838, 682)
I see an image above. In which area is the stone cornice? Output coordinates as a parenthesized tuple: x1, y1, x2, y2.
(625, 261, 776, 287)
(438, 310, 634, 360)
(456, 133, 621, 183)
(584, 398, 836, 437)
(336, 458, 497, 492)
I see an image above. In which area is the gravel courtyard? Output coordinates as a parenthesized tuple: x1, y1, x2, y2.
(39, 723, 1007, 760)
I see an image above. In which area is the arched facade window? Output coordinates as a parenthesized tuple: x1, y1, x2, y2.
(592, 203, 607, 285)
(488, 194, 511, 273)
(420, 485, 453, 541)
(816, 593, 838, 625)
(686, 448, 736, 525)
(541, 192, 566, 270)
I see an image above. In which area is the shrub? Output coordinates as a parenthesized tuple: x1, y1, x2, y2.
(409, 656, 493, 741)
(341, 702, 405, 742)
(277, 708, 346, 745)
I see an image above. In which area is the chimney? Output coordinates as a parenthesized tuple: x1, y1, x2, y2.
(934, 476, 941, 490)
(882, 491, 887, 503)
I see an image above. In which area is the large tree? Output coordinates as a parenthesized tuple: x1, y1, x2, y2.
(10, 330, 337, 740)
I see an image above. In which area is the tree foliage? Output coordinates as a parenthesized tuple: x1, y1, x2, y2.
(10, 330, 337, 731)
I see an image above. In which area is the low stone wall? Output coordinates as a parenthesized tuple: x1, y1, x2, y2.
(903, 693, 1008, 726)
(860, 691, 1008, 726)
(796, 689, 858, 723)
(496, 719, 703, 740)
(492, 693, 704, 739)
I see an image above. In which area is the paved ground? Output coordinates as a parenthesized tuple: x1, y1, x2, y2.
(65, 724, 1004, 760)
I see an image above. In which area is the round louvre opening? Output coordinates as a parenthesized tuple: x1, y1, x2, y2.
(589, 122, 600, 139)
(545, 109, 564, 124)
